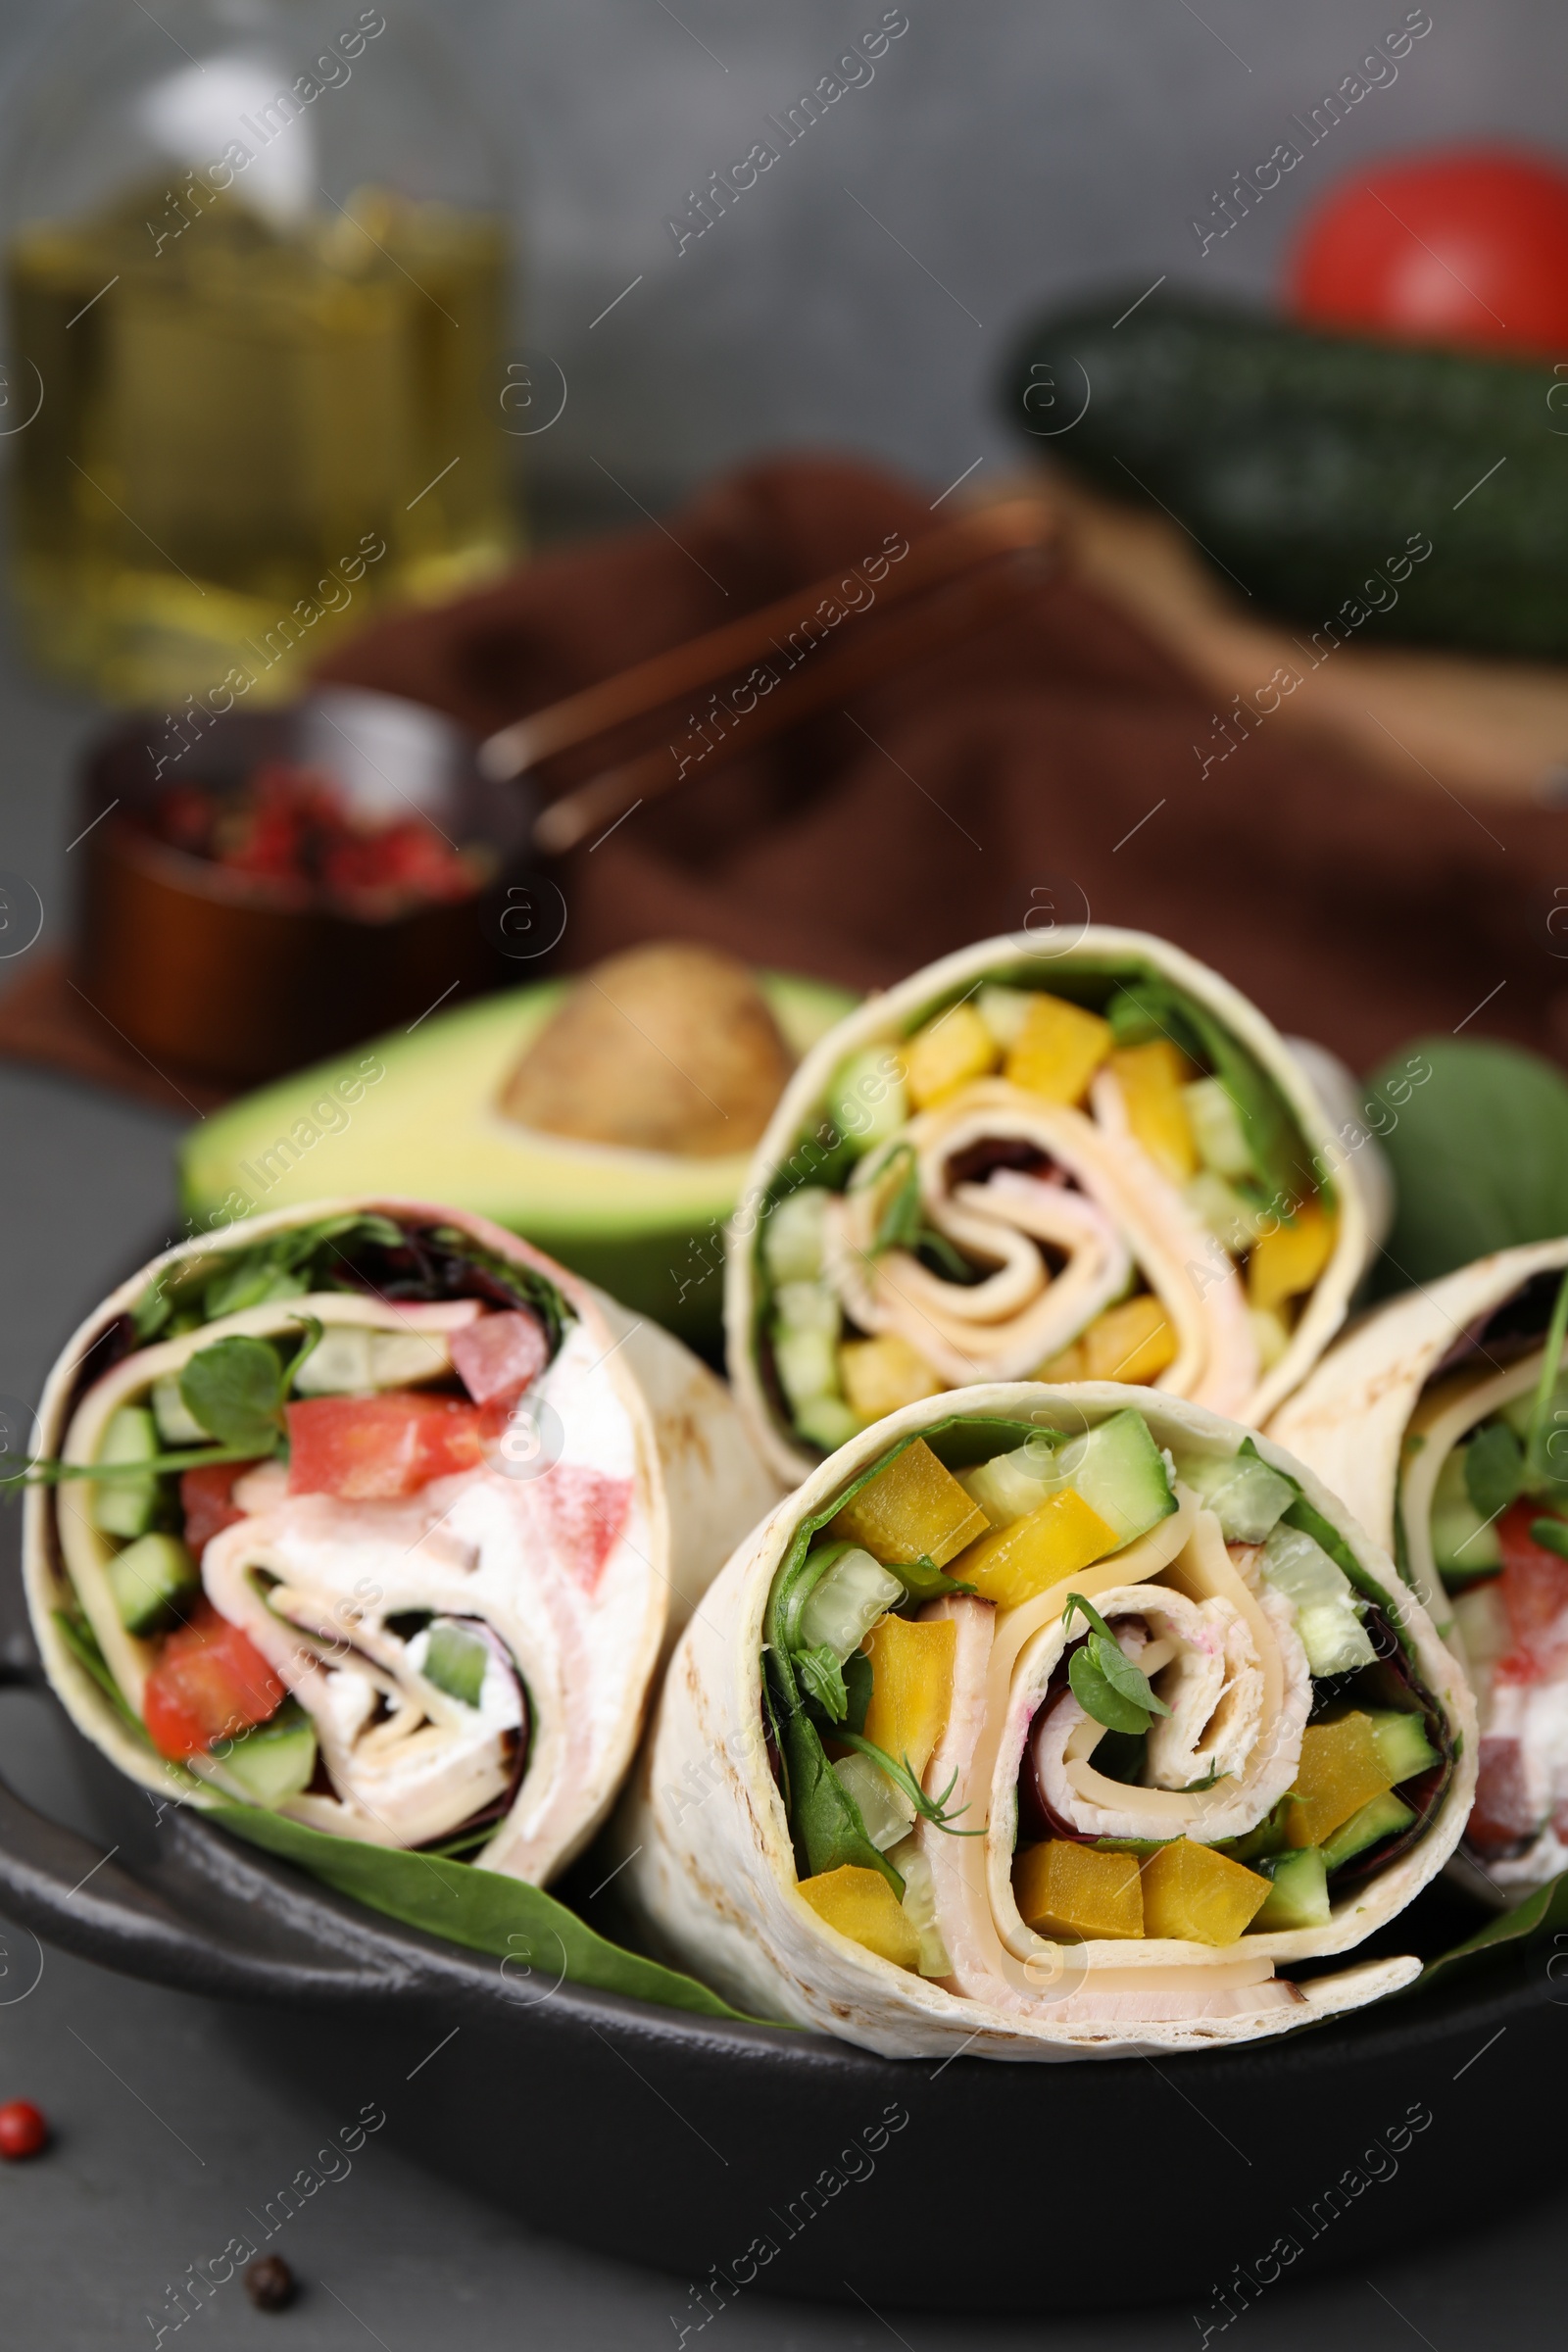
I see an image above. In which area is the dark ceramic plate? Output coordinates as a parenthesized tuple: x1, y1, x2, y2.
(0, 1640, 1560, 2317)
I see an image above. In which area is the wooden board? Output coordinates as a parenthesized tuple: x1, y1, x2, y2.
(0, 953, 227, 1116)
(1025, 471, 1568, 807)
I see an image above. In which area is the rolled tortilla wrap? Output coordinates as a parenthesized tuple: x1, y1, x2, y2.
(24, 1198, 778, 1886)
(1269, 1240, 1568, 1901)
(725, 929, 1384, 1485)
(620, 1382, 1473, 2058)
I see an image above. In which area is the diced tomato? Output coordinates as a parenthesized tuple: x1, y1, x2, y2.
(179, 1459, 259, 1556)
(535, 1464, 634, 1594)
(285, 1393, 500, 1500)
(142, 1601, 284, 1762)
(450, 1310, 549, 1408)
(1494, 1501, 1568, 1683)
(1468, 1735, 1540, 1853)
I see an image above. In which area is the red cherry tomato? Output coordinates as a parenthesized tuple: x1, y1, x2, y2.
(179, 1459, 258, 1556)
(0, 2101, 49, 2160)
(1491, 1501, 1568, 1686)
(285, 1393, 502, 1501)
(1289, 148, 1568, 356)
(142, 1601, 285, 1762)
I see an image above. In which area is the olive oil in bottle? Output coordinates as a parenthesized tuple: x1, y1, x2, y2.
(9, 180, 514, 705)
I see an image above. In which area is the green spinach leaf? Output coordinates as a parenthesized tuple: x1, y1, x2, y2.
(1366, 1038, 1568, 1293)
(797, 1644, 849, 1722)
(1062, 1591, 1171, 1735)
(1465, 1422, 1524, 1521)
(178, 1336, 289, 1450)
(177, 1318, 319, 1452)
(1412, 1867, 1568, 1995)
(212, 1805, 768, 2023)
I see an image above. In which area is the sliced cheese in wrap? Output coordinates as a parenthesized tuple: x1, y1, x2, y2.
(725, 929, 1385, 1484)
(24, 1199, 778, 1886)
(1270, 1239, 1568, 1901)
(619, 1383, 1473, 2059)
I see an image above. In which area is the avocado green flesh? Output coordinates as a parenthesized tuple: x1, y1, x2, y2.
(179, 971, 856, 1346)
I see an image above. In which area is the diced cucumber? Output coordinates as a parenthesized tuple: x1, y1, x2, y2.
(1249, 1307, 1290, 1372)
(368, 1332, 450, 1389)
(833, 1753, 915, 1851)
(1054, 1409, 1177, 1548)
(1453, 1580, 1510, 1671)
(1251, 1845, 1330, 1931)
(293, 1327, 375, 1396)
(1176, 1450, 1295, 1544)
(1217, 1798, 1291, 1867)
(1184, 1171, 1266, 1257)
(774, 1281, 840, 1338)
(151, 1375, 207, 1447)
(1182, 1076, 1255, 1181)
(1259, 1524, 1377, 1676)
(422, 1621, 490, 1707)
(794, 1397, 859, 1452)
(827, 1049, 907, 1156)
(1321, 1788, 1415, 1875)
(91, 1406, 160, 1540)
(957, 1432, 1063, 1527)
(975, 984, 1033, 1048)
(106, 1533, 200, 1635)
(798, 1547, 904, 1662)
(773, 1326, 841, 1413)
(1366, 1709, 1440, 1786)
(220, 1703, 317, 1807)
(1499, 1377, 1568, 1443)
(762, 1188, 830, 1285)
(1430, 1446, 1502, 1577)
(888, 1835, 952, 1977)
(292, 1327, 451, 1397)
(1432, 1501, 1501, 1577)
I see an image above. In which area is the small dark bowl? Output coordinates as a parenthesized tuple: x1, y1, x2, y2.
(75, 689, 538, 1087)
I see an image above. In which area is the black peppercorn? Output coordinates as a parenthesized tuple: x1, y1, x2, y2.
(244, 2256, 297, 2312)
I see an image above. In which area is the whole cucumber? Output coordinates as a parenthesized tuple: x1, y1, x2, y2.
(1003, 293, 1568, 657)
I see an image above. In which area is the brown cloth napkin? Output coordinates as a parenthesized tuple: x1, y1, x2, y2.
(318, 455, 1568, 1076)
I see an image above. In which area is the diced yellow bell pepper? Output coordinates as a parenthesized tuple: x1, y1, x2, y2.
(829, 1438, 990, 1569)
(1079, 1294, 1178, 1384)
(839, 1334, 945, 1424)
(862, 1614, 956, 1783)
(1248, 1200, 1336, 1314)
(949, 1486, 1117, 1611)
(1107, 1041, 1199, 1183)
(1004, 994, 1112, 1106)
(1013, 1839, 1145, 1940)
(904, 1003, 999, 1109)
(1140, 1839, 1271, 1944)
(1286, 1713, 1396, 1849)
(797, 1864, 920, 1969)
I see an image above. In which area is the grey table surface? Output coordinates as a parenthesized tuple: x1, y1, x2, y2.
(0, 626, 1561, 2352)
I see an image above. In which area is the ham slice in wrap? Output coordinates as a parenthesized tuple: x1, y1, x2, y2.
(619, 1382, 1473, 2058)
(24, 1199, 778, 1886)
(1270, 1240, 1568, 1901)
(725, 929, 1386, 1484)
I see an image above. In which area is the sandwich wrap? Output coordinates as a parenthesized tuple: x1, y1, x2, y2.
(24, 1199, 778, 1886)
(725, 929, 1385, 1485)
(1270, 1240, 1568, 1899)
(620, 1382, 1473, 2058)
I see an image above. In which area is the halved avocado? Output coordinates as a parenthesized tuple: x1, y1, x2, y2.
(178, 966, 855, 1348)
